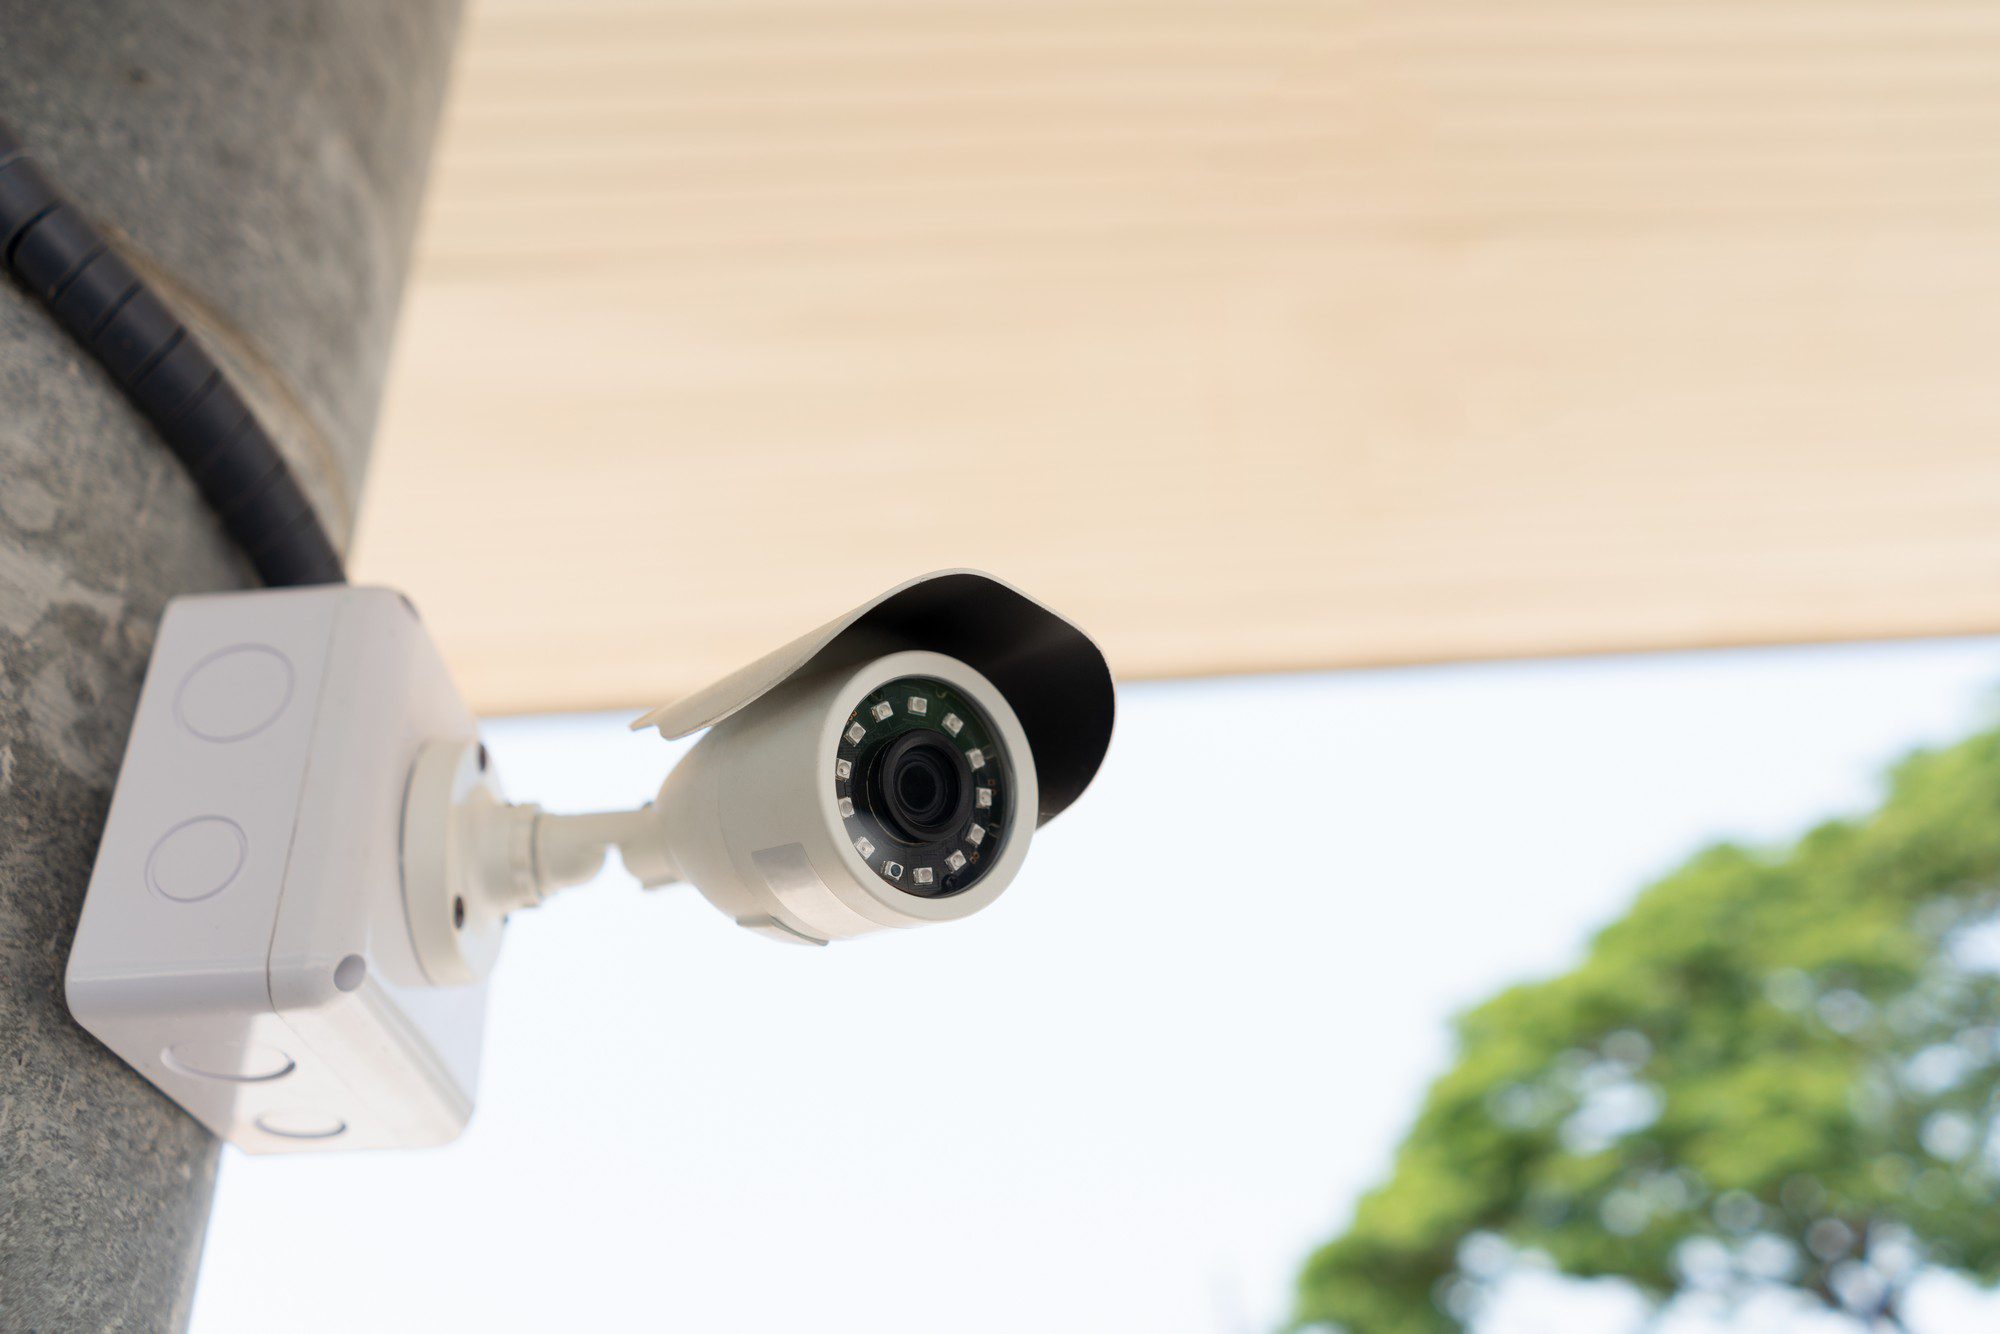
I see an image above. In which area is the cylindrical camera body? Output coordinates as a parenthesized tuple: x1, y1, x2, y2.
(656, 650, 1038, 944)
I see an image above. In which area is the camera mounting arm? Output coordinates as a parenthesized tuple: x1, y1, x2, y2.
(400, 739, 681, 987)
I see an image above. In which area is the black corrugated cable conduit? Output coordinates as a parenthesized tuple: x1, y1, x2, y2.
(0, 118, 344, 586)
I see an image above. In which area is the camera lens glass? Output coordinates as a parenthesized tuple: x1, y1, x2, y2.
(875, 730, 971, 842)
(833, 676, 1012, 897)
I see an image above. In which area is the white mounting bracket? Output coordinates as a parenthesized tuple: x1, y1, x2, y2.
(400, 744, 677, 989)
(402, 738, 514, 986)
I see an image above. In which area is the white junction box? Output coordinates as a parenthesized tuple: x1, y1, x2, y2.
(67, 586, 489, 1152)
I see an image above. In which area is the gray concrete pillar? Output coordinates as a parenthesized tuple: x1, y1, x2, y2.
(0, 2, 460, 1325)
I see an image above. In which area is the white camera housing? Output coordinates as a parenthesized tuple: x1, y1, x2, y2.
(66, 571, 1112, 1152)
(657, 649, 1039, 945)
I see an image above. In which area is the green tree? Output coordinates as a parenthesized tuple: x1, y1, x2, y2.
(1295, 728, 2000, 1332)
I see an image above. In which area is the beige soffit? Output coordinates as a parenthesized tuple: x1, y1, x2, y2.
(351, 0, 2000, 715)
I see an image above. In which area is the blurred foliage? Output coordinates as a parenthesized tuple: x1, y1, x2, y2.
(1294, 728, 2000, 1332)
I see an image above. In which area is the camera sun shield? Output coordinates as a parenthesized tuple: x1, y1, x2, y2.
(633, 569, 1113, 825)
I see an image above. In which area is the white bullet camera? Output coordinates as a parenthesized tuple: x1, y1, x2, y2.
(409, 570, 1114, 980)
(68, 570, 1112, 1151)
(645, 571, 1113, 944)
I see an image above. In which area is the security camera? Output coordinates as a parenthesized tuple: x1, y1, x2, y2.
(67, 571, 1112, 1150)
(405, 571, 1114, 982)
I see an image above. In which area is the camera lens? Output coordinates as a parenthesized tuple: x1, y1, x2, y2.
(833, 675, 1013, 898)
(873, 731, 972, 843)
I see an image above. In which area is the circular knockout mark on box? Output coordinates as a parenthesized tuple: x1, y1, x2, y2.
(162, 1040, 296, 1083)
(174, 643, 295, 742)
(145, 816, 248, 903)
(255, 1108, 347, 1140)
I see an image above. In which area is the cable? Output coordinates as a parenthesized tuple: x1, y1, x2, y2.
(0, 119, 343, 586)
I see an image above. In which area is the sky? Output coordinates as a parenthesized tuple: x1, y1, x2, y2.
(193, 637, 2000, 1333)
